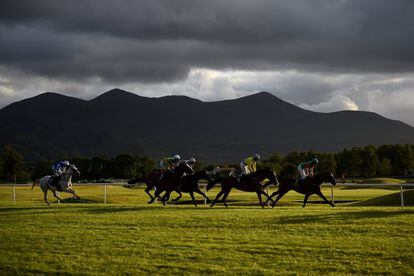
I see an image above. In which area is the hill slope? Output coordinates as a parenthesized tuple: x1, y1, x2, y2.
(1, 89, 414, 162)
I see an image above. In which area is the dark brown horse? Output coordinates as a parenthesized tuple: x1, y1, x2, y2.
(267, 172, 336, 208)
(155, 162, 194, 206)
(247, 168, 279, 188)
(127, 169, 164, 203)
(163, 170, 212, 207)
(208, 175, 276, 208)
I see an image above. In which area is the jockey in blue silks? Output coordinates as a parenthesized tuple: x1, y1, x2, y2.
(51, 160, 70, 187)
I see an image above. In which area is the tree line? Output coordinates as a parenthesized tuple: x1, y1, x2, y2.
(1, 144, 414, 182)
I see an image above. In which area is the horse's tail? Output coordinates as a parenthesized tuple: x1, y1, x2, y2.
(32, 179, 40, 190)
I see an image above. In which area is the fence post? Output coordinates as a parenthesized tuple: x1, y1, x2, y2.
(400, 185, 404, 208)
(12, 186, 16, 204)
(204, 184, 207, 206)
(104, 185, 107, 204)
(331, 185, 334, 205)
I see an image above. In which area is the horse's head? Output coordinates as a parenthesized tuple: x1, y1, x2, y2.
(67, 164, 81, 177)
(175, 162, 194, 175)
(198, 170, 212, 182)
(267, 169, 279, 185)
(206, 177, 220, 191)
(324, 172, 336, 186)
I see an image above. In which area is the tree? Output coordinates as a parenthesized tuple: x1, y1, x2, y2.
(361, 145, 379, 177)
(261, 153, 283, 174)
(89, 156, 110, 180)
(378, 158, 392, 176)
(1, 145, 25, 182)
(317, 153, 336, 174)
(32, 160, 53, 180)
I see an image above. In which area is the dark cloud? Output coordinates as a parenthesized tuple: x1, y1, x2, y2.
(0, 0, 414, 82)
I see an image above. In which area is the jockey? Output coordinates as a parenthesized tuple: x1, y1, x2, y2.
(298, 157, 319, 179)
(159, 155, 181, 180)
(159, 154, 181, 171)
(240, 154, 260, 175)
(51, 160, 70, 186)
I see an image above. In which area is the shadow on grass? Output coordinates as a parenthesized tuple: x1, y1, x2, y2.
(275, 209, 414, 225)
(59, 198, 98, 204)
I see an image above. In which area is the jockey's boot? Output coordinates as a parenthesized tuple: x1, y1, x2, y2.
(52, 176, 60, 190)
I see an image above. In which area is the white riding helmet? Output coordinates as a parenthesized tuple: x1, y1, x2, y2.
(254, 154, 260, 160)
(189, 158, 196, 164)
(174, 154, 181, 160)
(62, 160, 70, 166)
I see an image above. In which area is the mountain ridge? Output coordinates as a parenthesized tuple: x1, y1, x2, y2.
(1, 89, 413, 163)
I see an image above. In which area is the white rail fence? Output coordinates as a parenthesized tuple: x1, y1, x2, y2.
(1, 182, 414, 208)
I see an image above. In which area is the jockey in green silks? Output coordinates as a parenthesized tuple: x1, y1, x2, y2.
(160, 154, 181, 171)
(298, 157, 319, 179)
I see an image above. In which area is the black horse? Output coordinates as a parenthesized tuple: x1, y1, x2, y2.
(163, 170, 212, 207)
(244, 168, 279, 188)
(154, 162, 194, 206)
(127, 169, 165, 203)
(208, 175, 276, 208)
(267, 172, 336, 208)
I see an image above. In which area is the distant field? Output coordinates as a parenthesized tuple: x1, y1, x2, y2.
(0, 185, 414, 274)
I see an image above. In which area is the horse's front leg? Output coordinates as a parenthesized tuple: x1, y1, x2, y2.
(271, 190, 288, 207)
(211, 190, 225, 207)
(189, 191, 197, 207)
(264, 190, 279, 205)
(302, 194, 311, 208)
(194, 188, 211, 203)
(221, 190, 231, 208)
(256, 191, 264, 208)
(316, 190, 335, 207)
(145, 186, 155, 204)
(64, 188, 80, 200)
(172, 190, 182, 201)
(161, 191, 172, 206)
(52, 190, 62, 201)
(260, 190, 275, 207)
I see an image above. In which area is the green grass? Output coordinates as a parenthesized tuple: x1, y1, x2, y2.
(1, 185, 414, 274)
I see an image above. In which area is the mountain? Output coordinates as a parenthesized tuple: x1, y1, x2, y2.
(1, 88, 414, 163)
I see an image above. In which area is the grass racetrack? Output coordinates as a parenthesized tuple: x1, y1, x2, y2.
(1, 185, 414, 274)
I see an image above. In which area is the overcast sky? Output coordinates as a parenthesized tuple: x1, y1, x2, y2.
(1, 0, 414, 125)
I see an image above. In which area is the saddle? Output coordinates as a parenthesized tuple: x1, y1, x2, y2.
(294, 177, 313, 187)
(49, 176, 63, 191)
(238, 174, 258, 185)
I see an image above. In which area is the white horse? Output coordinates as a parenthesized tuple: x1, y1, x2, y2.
(32, 164, 81, 205)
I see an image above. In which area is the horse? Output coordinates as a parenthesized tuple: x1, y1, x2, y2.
(32, 164, 81, 205)
(208, 175, 276, 208)
(154, 162, 194, 205)
(166, 170, 212, 207)
(267, 172, 337, 208)
(127, 169, 164, 203)
(246, 168, 279, 188)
